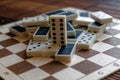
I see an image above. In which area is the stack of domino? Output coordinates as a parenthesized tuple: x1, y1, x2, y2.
(9, 9, 113, 62)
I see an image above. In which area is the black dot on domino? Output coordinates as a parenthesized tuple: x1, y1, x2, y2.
(61, 41, 64, 44)
(30, 43, 33, 45)
(81, 38, 84, 40)
(45, 43, 48, 45)
(88, 30, 91, 32)
(53, 33, 56, 35)
(52, 27, 55, 30)
(90, 37, 93, 38)
(61, 33, 64, 36)
(29, 49, 32, 50)
(94, 31, 97, 33)
(52, 23, 55, 26)
(60, 19, 63, 22)
(88, 38, 91, 40)
(37, 45, 40, 47)
(53, 41, 56, 43)
(53, 37, 56, 39)
(60, 28, 63, 30)
(52, 19, 55, 22)
(33, 47, 36, 49)
(61, 37, 64, 39)
(87, 35, 90, 37)
(82, 36, 85, 37)
(60, 23, 63, 26)
(48, 46, 51, 49)
(86, 42, 89, 44)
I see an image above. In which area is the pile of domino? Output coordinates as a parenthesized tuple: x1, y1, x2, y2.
(9, 9, 113, 62)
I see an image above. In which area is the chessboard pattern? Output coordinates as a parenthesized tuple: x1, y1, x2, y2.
(0, 7, 120, 80)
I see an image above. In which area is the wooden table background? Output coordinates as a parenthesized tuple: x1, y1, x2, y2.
(0, 0, 120, 20)
(0, 0, 120, 80)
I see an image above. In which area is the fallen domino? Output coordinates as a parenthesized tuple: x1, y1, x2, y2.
(72, 12, 95, 26)
(26, 40, 60, 57)
(33, 27, 50, 42)
(90, 11, 113, 24)
(9, 25, 27, 38)
(22, 16, 49, 27)
(77, 32, 96, 50)
(59, 11, 78, 21)
(55, 43, 76, 62)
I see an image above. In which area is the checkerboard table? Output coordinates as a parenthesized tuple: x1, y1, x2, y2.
(0, 7, 120, 80)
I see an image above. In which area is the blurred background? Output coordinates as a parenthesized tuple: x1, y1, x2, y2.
(0, 0, 120, 20)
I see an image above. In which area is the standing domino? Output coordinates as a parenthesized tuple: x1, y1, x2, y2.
(77, 32, 96, 50)
(90, 11, 113, 24)
(33, 27, 50, 42)
(55, 43, 76, 62)
(49, 15, 67, 46)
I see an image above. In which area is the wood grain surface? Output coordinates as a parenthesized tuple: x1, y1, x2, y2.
(0, 0, 120, 20)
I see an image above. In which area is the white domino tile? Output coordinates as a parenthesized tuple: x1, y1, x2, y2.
(19, 68, 50, 80)
(0, 34, 11, 42)
(53, 67, 85, 80)
(88, 53, 117, 66)
(27, 57, 54, 67)
(61, 55, 85, 66)
(6, 43, 27, 53)
(0, 54, 24, 67)
(92, 42, 114, 52)
(91, 11, 112, 20)
(49, 15, 67, 46)
(90, 11, 113, 24)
